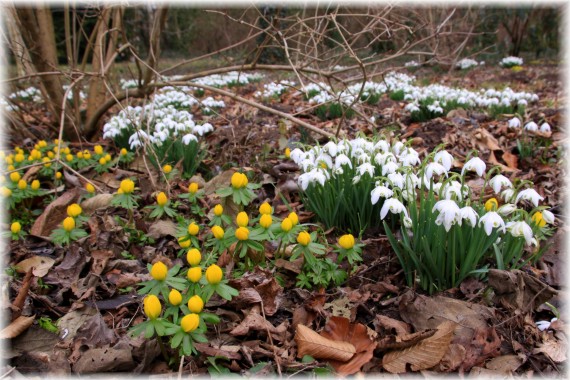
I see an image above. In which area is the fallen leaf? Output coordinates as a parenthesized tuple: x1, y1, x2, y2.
(81, 194, 113, 214)
(31, 188, 80, 237)
(502, 151, 519, 170)
(295, 324, 356, 362)
(0, 315, 35, 339)
(72, 342, 134, 373)
(382, 320, 456, 373)
(147, 220, 177, 239)
(533, 331, 567, 363)
(15, 255, 54, 277)
(377, 329, 436, 351)
(203, 169, 238, 195)
(485, 354, 523, 373)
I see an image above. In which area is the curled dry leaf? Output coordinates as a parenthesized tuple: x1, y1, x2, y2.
(0, 315, 35, 339)
(15, 255, 55, 277)
(382, 320, 457, 374)
(295, 324, 356, 362)
(80, 194, 113, 214)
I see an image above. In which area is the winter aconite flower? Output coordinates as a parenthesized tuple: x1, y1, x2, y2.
(338, 234, 355, 250)
(188, 223, 200, 236)
(169, 289, 182, 306)
(180, 313, 200, 333)
(288, 212, 299, 226)
(67, 203, 82, 217)
(531, 212, 546, 228)
(236, 212, 249, 227)
(163, 164, 172, 174)
(143, 295, 161, 319)
(156, 192, 168, 207)
(211, 225, 225, 240)
(179, 237, 191, 249)
(55, 172, 62, 180)
(485, 198, 498, 212)
(62, 217, 76, 232)
(297, 231, 311, 246)
(9, 172, 20, 183)
(85, 183, 95, 193)
(187, 295, 204, 313)
(285, 148, 291, 158)
(120, 148, 128, 156)
(119, 179, 135, 194)
(150, 261, 168, 281)
(94, 145, 104, 155)
(11, 222, 21, 234)
(231, 172, 248, 189)
(235, 226, 250, 241)
(31, 180, 40, 191)
(213, 204, 223, 216)
(259, 214, 272, 229)
(188, 182, 199, 194)
(187, 248, 201, 266)
(205, 264, 223, 284)
(259, 202, 272, 215)
(281, 217, 293, 232)
(187, 267, 202, 283)
(17, 180, 27, 190)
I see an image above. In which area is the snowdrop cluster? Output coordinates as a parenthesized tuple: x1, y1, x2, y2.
(63, 85, 87, 101)
(254, 80, 295, 99)
(192, 71, 263, 88)
(508, 117, 552, 134)
(500, 56, 524, 67)
(200, 96, 225, 114)
(120, 79, 139, 90)
(404, 60, 420, 68)
(455, 58, 479, 70)
(9, 86, 43, 102)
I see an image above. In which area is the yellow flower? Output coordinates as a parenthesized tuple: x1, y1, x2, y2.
(188, 222, 200, 236)
(11, 222, 21, 234)
(187, 295, 204, 313)
(119, 179, 135, 194)
(187, 266, 202, 283)
(485, 198, 498, 212)
(188, 182, 199, 194)
(297, 231, 311, 246)
(47, 151, 55, 159)
(180, 313, 200, 333)
(7, 165, 14, 171)
(104, 154, 111, 162)
(281, 217, 293, 232)
(9, 172, 20, 183)
(77, 151, 84, 159)
(213, 204, 223, 216)
(14, 153, 24, 163)
(285, 147, 291, 159)
(205, 264, 223, 284)
(67, 203, 82, 218)
(156, 192, 168, 207)
(288, 212, 299, 226)
(55, 171, 62, 180)
(150, 261, 168, 281)
(38, 140, 47, 148)
(532, 212, 546, 228)
(62, 217, 75, 232)
(178, 237, 191, 249)
(259, 202, 272, 215)
(235, 226, 250, 241)
(338, 234, 355, 250)
(94, 145, 104, 155)
(63, 147, 70, 155)
(5, 156, 13, 165)
(31, 180, 40, 191)
(163, 164, 172, 174)
(98, 157, 106, 165)
(18, 179, 27, 190)
(187, 248, 202, 266)
(117, 188, 124, 195)
(511, 65, 523, 72)
(168, 289, 182, 306)
(85, 183, 95, 193)
(120, 148, 128, 156)
(83, 151, 91, 160)
(211, 225, 225, 240)
(42, 157, 51, 167)
(259, 214, 272, 229)
(236, 212, 249, 227)
(30, 149, 41, 160)
(0, 187, 11, 197)
(231, 172, 248, 189)
(143, 295, 161, 320)
(65, 154, 73, 162)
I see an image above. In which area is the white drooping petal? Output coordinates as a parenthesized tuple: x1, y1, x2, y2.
(334, 154, 352, 169)
(506, 221, 534, 245)
(542, 209, 555, 224)
(460, 206, 478, 227)
(371, 186, 393, 205)
(479, 211, 506, 236)
(539, 123, 551, 133)
(489, 174, 512, 194)
(515, 188, 544, 207)
(380, 198, 408, 220)
(461, 157, 486, 177)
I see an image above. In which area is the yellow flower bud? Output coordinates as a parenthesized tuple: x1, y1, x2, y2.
(187, 295, 204, 313)
(143, 295, 161, 319)
(42, 157, 51, 167)
(119, 179, 135, 194)
(288, 212, 299, 226)
(67, 203, 82, 218)
(485, 197, 498, 212)
(211, 225, 225, 240)
(31, 180, 40, 191)
(85, 183, 95, 193)
(162, 164, 172, 174)
(94, 145, 104, 155)
(62, 217, 75, 232)
(65, 154, 73, 162)
(98, 157, 106, 165)
(0, 187, 12, 197)
(338, 234, 355, 250)
(104, 154, 111, 162)
(38, 140, 47, 148)
(236, 212, 249, 227)
(55, 172, 62, 180)
(9, 172, 21, 183)
(47, 151, 55, 159)
(187, 248, 202, 266)
(532, 212, 546, 228)
(285, 147, 291, 158)
(63, 147, 70, 155)
(156, 192, 168, 207)
(168, 289, 182, 306)
(14, 153, 24, 163)
(213, 204, 223, 216)
(205, 264, 223, 285)
(231, 172, 248, 189)
(235, 226, 249, 241)
(187, 266, 202, 283)
(178, 237, 191, 249)
(7, 165, 14, 171)
(281, 217, 293, 232)
(188, 222, 200, 236)
(297, 231, 311, 246)
(17, 179, 27, 190)
(259, 214, 272, 229)
(11, 222, 21, 234)
(83, 151, 91, 160)
(180, 313, 200, 333)
(188, 182, 199, 194)
(120, 148, 128, 156)
(259, 202, 272, 215)
(5, 156, 13, 165)
(150, 261, 168, 281)
(77, 151, 84, 159)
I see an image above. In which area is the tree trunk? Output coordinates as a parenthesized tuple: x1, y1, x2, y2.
(5, 6, 33, 77)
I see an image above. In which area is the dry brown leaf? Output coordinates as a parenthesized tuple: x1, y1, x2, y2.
(488, 151, 518, 173)
(377, 329, 436, 351)
(81, 194, 113, 214)
(295, 324, 356, 362)
(147, 220, 177, 239)
(0, 315, 35, 339)
(382, 320, 457, 373)
(31, 188, 80, 237)
(502, 151, 519, 170)
(15, 256, 55, 277)
(533, 331, 567, 363)
(485, 354, 523, 373)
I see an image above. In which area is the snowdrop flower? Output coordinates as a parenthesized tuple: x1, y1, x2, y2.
(479, 211, 506, 235)
(425, 162, 447, 181)
(380, 198, 408, 220)
(461, 156, 486, 177)
(182, 133, 198, 145)
(489, 174, 512, 194)
(540, 123, 551, 133)
(434, 150, 454, 171)
(374, 152, 396, 166)
(403, 216, 413, 228)
(371, 185, 393, 205)
(501, 188, 515, 203)
(399, 149, 421, 166)
(515, 188, 544, 207)
(387, 172, 405, 189)
(381, 161, 399, 176)
(290, 148, 305, 163)
(542, 209, 555, 224)
(460, 206, 478, 227)
(357, 162, 375, 177)
(323, 141, 338, 157)
(298, 169, 327, 190)
(334, 154, 352, 169)
(433, 199, 461, 231)
(352, 175, 361, 185)
(497, 204, 517, 216)
(506, 221, 534, 245)
(536, 318, 558, 332)
(194, 123, 213, 136)
(524, 121, 538, 132)
(374, 140, 390, 153)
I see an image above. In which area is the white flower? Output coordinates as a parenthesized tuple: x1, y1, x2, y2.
(434, 150, 454, 171)
(515, 188, 544, 207)
(524, 121, 538, 132)
(506, 221, 534, 245)
(542, 209, 555, 224)
(334, 154, 352, 169)
(479, 211, 506, 236)
(501, 188, 515, 202)
(357, 162, 375, 177)
(290, 148, 305, 163)
(489, 174, 512, 194)
(371, 186, 393, 205)
(381, 161, 399, 176)
(403, 216, 413, 228)
(374, 152, 396, 166)
(540, 123, 551, 133)
(462, 157, 486, 177)
(182, 133, 198, 145)
(323, 141, 338, 157)
(380, 198, 408, 220)
(536, 318, 558, 332)
(387, 172, 405, 188)
(498, 204, 517, 216)
(352, 175, 361, 184)
(433, 199, 461, 231)
(425, 162, 447, 181)
(460, 206, 478, 227)
(298, 169, 327, 190)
